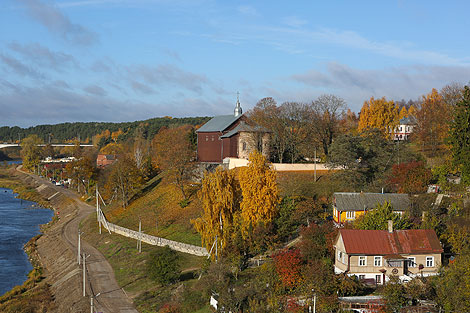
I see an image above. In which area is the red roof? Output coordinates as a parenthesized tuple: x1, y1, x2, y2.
(339, 229, 443, 255)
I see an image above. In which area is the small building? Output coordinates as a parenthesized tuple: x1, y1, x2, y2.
(196, 98, 270, 163)
(333, 226, 443, 284)
(393, 116, 417, 141)
(333, 192, 410, 225)
(96, 154, 116, 168)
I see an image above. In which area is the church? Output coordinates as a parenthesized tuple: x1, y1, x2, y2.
(196, 97, 270, 163)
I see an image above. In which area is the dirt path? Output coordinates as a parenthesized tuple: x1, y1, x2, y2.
(17, 168, 138, 313)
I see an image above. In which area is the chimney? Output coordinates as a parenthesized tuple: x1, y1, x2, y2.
(388, 220, 393, 233)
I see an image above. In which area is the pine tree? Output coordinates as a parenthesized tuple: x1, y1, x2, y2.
(449, 86, 470, 184)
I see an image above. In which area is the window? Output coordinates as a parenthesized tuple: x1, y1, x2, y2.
(211, 136, 215, 141)
(337, 251, 343, 262)
(242, 142, 247, 151)
(426, 256, 434, 267)
(374, 256, 382, 267)
(375, 275, 382, 284)
(346, 211, 355, 219)
(359, 256, 366, 266)
(407, 257, 416, 268)
(359, 275, 365, 280)
(205, 136, 208, 141)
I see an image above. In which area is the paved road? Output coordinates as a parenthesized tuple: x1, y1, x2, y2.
(18, 168, 138, 313)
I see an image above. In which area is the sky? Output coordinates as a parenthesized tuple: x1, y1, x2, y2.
(1, 0, 469, 127)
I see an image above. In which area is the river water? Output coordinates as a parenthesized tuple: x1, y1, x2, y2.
(0, 187, 53, 296)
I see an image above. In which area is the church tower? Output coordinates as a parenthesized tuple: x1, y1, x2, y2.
(234, 92, 243, 117)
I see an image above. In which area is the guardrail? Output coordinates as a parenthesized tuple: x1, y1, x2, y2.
(101, 216, 209, 257)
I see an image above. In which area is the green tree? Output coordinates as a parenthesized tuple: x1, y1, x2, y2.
(20, 134, 43, 172)
(436, 254, 470, 312)
(382, 276, 407, 313)
(353, 201, 411, 230)
(147, 246, 181, 285)
(448, 86, 470, 184)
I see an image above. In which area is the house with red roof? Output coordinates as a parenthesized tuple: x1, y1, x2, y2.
(333, 222, 443, 284)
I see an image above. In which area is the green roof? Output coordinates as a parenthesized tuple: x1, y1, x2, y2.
(333, 192, 410, 211)
(196, 114, 242, 132)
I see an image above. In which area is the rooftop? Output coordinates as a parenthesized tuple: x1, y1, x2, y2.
(196, 114, 242, 133)
(333, 192, 410, 211)
(338, 229, 443, 255)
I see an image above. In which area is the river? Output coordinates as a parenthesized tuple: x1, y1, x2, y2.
(0, 187, 53, 296)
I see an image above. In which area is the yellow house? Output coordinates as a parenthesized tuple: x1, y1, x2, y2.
(332, 192, 410, 225)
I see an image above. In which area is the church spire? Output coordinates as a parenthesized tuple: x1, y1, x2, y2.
(234, 91, 242, 117)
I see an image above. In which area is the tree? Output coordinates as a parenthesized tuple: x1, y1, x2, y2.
(353, 201, 411, 230)
(306, 94, 346, 156)
(448, 86, 470, 184)
(239, 151, 280, 233)
(358, 97, 399, 138)
(66, 154, 97, 194)
(152, 125, 196, 201)
(192, 167, 240, 258)
(387, 161, 431, 194)
(21, 134, 43, 172)
(104, 155, 143, 208)
(414, 88, 450, 156)
(436, 254, 470, 312)
(382, 276, 407, 313)
(147, 246, 181, 285)
(272, 248, 303, 290)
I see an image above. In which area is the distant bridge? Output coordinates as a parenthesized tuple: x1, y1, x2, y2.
(0, 143, 94, 149)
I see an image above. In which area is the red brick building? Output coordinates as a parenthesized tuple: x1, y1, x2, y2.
(196, 98, 270, 163)
(96, 154, 116, 168)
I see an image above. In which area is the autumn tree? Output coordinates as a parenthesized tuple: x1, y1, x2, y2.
(436, 254, 470, 312)
(65, 154, 97, 194)
(305, 94, 346, 156)
(387, 161, 432, 194)
(448, 86, 470, 184)
(358, 97, 400, 138)
(104, 155, 143, 208)
(414, 88, 451, 156)
(21, 134, 43, 172)
(152, 125, 196, 201)
(272, 248, 303, 290)
(353, 201, 411, 230)
(192, 167, 240, 258)
(239, 151, 280, 233)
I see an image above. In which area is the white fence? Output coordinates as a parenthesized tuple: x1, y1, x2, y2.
(101, 216, 209, 257)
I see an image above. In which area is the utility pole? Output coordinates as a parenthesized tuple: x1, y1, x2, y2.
(82, 253, 90, 297)
(314, 147, 317, 182)
(137, 218, 142, 253)
(90, 292, 100, 313)
(78, 229, 84, 265)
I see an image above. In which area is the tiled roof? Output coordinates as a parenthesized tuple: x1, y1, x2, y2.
(196, 114, 242, 132)
(399, 116, 417, 125)
(334, 192, 410, 211)
(339, 229, 443, 255)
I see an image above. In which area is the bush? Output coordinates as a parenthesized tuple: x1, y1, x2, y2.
(148, 246, 181, 285)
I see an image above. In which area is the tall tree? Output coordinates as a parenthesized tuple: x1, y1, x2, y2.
(448, 86, 470, 184)
(414, 88, 451, 156)
(358, 97, 399, 138)
(152, 125, 196, 200)
(192, 167, 240, 258)
(306, 94, 346, 156)
(239, 151, 280, 233)
(353, 201, 411, 230)
(21, 134, 43, 172)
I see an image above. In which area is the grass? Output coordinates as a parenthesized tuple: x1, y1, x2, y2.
(82, 211, 207, 312)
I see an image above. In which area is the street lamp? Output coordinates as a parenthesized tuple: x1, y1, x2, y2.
(90, 292, 101, 313)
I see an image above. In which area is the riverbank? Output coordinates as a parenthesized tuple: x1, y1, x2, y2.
(0, 167, 56, 312)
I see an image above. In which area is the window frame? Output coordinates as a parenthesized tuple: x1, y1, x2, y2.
(374, 256, 382, 267)
(346, 211, 355, 219)
(375, 274, 382, 284)
(426, 256, 434, 267)
(359, 256, 367, 266)
(407, 257, 416, 268)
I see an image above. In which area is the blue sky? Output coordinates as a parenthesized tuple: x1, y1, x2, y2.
(1, 0, 469, 127)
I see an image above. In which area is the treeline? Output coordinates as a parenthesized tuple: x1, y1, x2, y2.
(0, 116, 210, 143)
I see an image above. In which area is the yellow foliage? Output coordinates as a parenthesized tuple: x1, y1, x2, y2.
(358, 97, 400, 138)
(398, 106, 408, 120)
(111, 129, 124, 142)
(192, 167, 239, 258)
(100, 142, 125, 155)
(238, 151, 280, 234)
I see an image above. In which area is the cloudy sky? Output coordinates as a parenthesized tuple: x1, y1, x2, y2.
(1, 0, 469, 127)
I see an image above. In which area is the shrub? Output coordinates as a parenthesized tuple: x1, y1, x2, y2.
(147, 246, 181, 285)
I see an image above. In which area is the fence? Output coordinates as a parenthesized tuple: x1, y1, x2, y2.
(100, 215, 209, 257)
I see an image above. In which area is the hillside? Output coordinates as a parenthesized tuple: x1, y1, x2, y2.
(0, 116, 211, 143)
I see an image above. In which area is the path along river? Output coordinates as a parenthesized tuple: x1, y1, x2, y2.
(0, 187, 53, 296)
